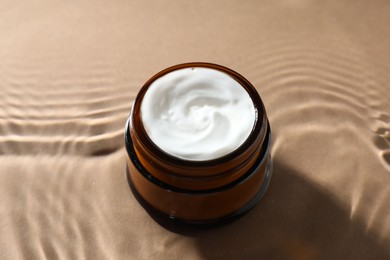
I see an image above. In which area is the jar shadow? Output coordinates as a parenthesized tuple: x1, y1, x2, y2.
(150, 159, 389, 259)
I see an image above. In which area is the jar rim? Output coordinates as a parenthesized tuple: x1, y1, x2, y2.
(130, 62, 268, 167)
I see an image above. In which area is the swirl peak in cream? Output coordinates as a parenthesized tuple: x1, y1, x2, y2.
(140, 67, 256, 161)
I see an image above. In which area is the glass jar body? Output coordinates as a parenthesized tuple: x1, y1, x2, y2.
(125, 62, 272, 225)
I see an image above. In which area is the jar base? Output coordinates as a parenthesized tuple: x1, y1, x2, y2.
(125, 157, 272, 231)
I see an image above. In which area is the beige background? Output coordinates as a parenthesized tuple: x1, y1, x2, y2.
(1, 0, 390, 259)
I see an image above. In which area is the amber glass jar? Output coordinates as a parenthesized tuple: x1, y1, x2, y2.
(125, 62, 272, 226)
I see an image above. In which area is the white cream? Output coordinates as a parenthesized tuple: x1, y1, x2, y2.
(140, 67, 256, 160)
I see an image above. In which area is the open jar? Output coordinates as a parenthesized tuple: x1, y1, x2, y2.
(125, 62, 272, 226)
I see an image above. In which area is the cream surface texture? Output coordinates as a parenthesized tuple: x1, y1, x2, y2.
(140, 68, 256, 160)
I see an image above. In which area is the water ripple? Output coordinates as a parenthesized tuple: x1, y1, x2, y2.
(234, 37, 390, 246)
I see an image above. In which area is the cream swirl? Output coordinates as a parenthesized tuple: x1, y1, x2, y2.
(140, 67, 256, 160)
